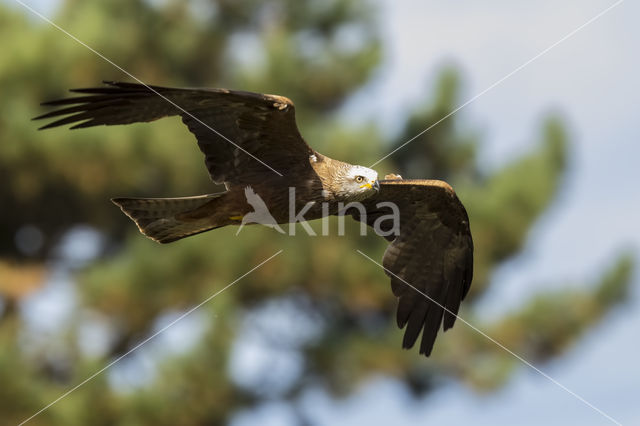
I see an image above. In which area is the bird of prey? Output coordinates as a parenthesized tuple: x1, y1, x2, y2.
(35, 81, 473, 356)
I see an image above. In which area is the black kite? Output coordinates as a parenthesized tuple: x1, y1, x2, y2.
(36, 82, 473, 356)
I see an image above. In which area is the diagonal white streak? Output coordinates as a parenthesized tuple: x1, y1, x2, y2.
(14, 0, 283, 177)
(19, 250, 284, 425)
(356, 250, 622, 425)
(369, 0, 625, 168)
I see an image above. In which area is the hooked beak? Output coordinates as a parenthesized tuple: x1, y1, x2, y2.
(360, 180, 380, 191)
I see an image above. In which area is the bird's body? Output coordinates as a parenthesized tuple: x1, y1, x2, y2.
(111, 153, 378, 242)
(36, 81, 473, 356)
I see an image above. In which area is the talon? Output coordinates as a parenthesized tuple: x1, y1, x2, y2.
(229, 215, 243, 221)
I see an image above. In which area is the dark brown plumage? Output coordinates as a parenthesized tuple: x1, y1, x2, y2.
(35, 81, 473, 357)
(354, 179, 473, 355)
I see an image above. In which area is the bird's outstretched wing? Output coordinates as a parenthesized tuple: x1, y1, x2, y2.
(353, 179, 473, 356)
(34, 81, 314, 186)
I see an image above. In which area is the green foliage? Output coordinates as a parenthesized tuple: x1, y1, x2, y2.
(0, 1, 634, 424)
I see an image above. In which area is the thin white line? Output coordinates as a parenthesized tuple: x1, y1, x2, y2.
(356, 250, 622, 426)
(14, 0, 283, 177)
(369, 0, 624, 168)
(19, 249, 284, 426)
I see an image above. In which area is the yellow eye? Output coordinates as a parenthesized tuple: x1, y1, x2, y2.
(355, 176, 364, 183)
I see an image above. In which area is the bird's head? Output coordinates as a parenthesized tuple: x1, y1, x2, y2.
(336, 165, 379, 201)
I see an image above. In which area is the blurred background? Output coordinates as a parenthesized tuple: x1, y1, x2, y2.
(1, 0, 638, 424)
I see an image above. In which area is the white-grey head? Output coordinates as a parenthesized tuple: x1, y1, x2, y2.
(336, 164, 379, 201)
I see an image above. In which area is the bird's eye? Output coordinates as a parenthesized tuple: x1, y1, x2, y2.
(355, 176, 364, 183)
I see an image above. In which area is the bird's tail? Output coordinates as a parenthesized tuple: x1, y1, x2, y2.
(112, 193, 225, 243)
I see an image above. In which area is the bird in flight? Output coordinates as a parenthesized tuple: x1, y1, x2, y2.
(35, 81, 473, 356)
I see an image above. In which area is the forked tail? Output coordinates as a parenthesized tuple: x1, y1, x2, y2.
(112, 193, 224, 243)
